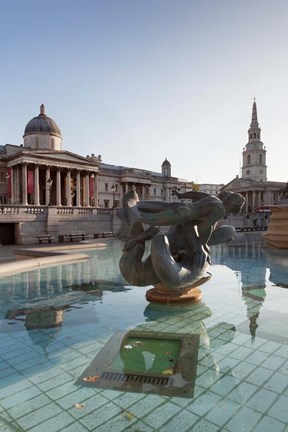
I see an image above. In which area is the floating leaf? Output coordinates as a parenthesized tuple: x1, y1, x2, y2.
(162, 368, 174, 376)
(134, 340, 142, 346)
(74, 402, 85, 409)
(121, 409, 135, 421)
(83, 375, 99, 382)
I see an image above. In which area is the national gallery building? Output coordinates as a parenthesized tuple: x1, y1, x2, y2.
(0, 105, 184, 244)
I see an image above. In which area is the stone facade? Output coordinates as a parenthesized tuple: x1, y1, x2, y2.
(0, 105, 186, 244)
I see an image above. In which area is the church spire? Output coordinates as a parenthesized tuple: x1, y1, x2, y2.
(250, 98, 259, 128)
(248, 98, 261, 142)
(242, 99, 267, 182)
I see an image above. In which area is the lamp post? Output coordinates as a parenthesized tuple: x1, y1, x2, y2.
(47, 178, 53, 205)
(111, 184, 116, 208)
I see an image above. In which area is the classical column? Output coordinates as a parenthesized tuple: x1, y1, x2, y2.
(14, 166, 20, 204)
(85, 172, 90, 207)
(76, 170, 81, 206)
(34, 165, 40, 205)
(66, 169, 71, 206)
(45, 167, 50, 205)
(56, 168, 61, 206)
(22, 163, 28, 205)
(10, 167, 14, 204)
(94, 172, 98, 207)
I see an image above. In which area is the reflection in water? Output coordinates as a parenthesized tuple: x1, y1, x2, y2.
(211, 233, 288, 340)
(78, 301, 236, 398)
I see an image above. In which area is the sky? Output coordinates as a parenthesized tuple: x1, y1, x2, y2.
(0, 0, 288, 185)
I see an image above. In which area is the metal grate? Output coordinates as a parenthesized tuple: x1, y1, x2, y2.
(101, 371, 171, 386)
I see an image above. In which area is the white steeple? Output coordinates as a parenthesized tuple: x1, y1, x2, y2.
(241, 99, 267, 182)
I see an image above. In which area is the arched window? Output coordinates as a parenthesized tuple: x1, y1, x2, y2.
(247, 155, 251, 165)
(259, 154, 262, 164)
(51, 138, 55, 150)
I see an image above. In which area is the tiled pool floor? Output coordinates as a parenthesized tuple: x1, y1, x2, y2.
(0, 236, 288, 431)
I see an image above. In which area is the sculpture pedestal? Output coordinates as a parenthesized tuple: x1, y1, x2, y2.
(264, 205, 288, 249)
(146, 274, 211, 304)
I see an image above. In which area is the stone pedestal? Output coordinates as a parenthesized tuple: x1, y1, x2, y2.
(146, 274, 211, 304)
(264, 203, 288, 248)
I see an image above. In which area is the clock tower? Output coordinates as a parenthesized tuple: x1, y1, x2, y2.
(241, 99, 267, 182)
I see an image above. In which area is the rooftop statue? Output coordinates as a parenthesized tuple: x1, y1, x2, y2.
(117, 189, 245, 303)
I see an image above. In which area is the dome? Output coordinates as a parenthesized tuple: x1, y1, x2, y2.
(162, 158, 171, 167)
(23, 104, 62, 139)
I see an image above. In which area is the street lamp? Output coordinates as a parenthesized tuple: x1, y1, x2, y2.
(111, 184, 116, 208)
(47, 178, 53, 205)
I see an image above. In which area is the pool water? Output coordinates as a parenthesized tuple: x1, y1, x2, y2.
(0, 235, 288, 431)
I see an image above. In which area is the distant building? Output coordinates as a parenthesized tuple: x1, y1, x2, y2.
(221, 99, 285, 213)
(199, 184, 224, 196)
(0, 105, 186, 243)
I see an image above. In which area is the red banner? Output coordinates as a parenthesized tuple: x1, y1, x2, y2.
(27, 170, 34, 194)
(89, 176, 94, 198)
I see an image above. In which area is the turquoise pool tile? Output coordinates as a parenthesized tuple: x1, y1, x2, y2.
(227, 361, 256, 380)
(253, 415, 286, 432)
(159, 408, 200, 432)
(230, 346, 254, 361)
(258, 341, 282, 354)
(225, 406, 262, 431)
(126, 394, 165, 418)
(0, 377, 33, 399)
(245, 366, 272, 386)
(56, 387, 100, 409)
(112, 391, 145, 409)
(267, 395, 288, 423)
(205, 399, 241, 427)
(187, 392, 223, 417)
(0, 385, 42, 409)
(143, 401, 181, 429)
(262, 355, 286, 371)
(264, 371, 288, 394)
(16, 402, 62, 430)
(227, 381, 258, 403)
(211, 374, 240, 396)
(68, 393, 109, 420)
(192, 418, 221, 432)
(59, 422, 89, 432)
(7, 394, 51, 419)
(91, 409, 138, 432)
(29, 365, 65, 385)
(29, 411, 75, 432)
(35, 371, 73, 392)
(79, 401, 120, 430)
(248, 388, 279, 413)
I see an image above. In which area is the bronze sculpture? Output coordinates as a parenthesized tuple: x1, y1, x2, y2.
(117, 189, 245, 303)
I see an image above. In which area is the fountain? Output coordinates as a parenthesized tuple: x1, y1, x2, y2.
(117, 189, 245, 303)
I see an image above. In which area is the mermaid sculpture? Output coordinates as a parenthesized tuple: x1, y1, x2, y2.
(117, 188, 245, 303)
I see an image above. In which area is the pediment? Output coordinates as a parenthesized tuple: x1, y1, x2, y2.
(7, 149, 100, 168)
(222, 177, 258, 190)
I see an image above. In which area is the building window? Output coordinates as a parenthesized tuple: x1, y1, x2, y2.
(104, 200, 109, 208)
(105, 183, 108, 192)
(161, 189, 163, 195)
(154, 188, 156, 196)
(51, 138, 55, 150)
(247, 155, 251, 165)
(259, 154, 262, 164)
(246, 170, 250, 175)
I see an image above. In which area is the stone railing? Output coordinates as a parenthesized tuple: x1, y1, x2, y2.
(0, 205, 113, 217)
(0, 205, 47, 215)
